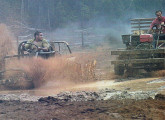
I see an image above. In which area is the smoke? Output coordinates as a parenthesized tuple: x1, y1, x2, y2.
(44, 9, 163, 51)
(45, 14, 135, 50)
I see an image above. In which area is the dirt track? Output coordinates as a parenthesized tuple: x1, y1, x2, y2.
(1, 50, 165, 120)
(0, 77, 165, 120)
(0, 98, 165, 120)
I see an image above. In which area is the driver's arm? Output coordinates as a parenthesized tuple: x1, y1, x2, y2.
(39, 47, 49, 52)
(40, 39, 50, 52)
(147, 28, 152, 34)
(24, 39, 33, 49)
(147, 21, 156, 34)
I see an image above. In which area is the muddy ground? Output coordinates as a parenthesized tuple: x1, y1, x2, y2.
(0, 77, 165, 120)
(0, 98, 165, 120)
(1, 49, 165, 120)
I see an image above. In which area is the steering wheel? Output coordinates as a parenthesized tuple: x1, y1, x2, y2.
(23, 43, 39, 53)
(152, 24, 165, 34)
(18, 41, 39, 58)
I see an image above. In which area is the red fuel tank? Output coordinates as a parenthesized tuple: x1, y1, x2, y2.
(140, 34, 153, 43)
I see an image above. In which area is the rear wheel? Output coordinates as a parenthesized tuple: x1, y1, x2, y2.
(135, 43, 154, 49)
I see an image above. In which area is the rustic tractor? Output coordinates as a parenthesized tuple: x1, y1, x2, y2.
(111, 18, 165, 76)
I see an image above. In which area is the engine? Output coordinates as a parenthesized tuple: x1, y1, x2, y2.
(140, 34, 153, 43)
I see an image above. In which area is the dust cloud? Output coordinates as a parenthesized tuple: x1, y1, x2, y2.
(0, 24, 16, 58)
(0, 24, 16, 73)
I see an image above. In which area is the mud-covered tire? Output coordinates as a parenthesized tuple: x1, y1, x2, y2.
(144, 68, 152, 72)
(135, 43, 154, 49)
(114, 64, 124, 76)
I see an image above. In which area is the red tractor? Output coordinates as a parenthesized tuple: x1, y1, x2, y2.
(111, 18, 165, 76)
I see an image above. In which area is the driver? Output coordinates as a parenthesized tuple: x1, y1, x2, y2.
(24, 31, 50, 52)
(147, 10, 165, 48)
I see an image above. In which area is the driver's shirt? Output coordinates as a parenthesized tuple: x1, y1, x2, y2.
(33, 41, 43, 48)
(25, 39, 49, 50)
(150, 16, 165, 33)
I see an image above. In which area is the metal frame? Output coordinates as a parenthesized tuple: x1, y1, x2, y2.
(4, 41, 72, 59)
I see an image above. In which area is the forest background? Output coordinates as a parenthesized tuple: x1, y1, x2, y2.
(0, 0, 164, 30)
(0, 0, 165, 47)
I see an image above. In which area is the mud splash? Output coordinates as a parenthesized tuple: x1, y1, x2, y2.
(3, 53, 97, 89)
(0, 24, 16, 74)
(0, 24, 15, 57)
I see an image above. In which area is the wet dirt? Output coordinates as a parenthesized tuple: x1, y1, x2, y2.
(1, 49, 165, 119)
(0, 98, 165, 120)
(0, 77, 165, 119)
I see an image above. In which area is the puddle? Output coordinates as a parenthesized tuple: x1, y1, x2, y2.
(147, 78, 165, 84)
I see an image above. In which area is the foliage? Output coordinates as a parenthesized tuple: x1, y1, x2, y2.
(0, 0, 165, 30)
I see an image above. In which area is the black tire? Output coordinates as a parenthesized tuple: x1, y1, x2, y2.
(144, 68, 152, 72)
(114, 64, 125, 76)
(135, 43, 154, 49)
